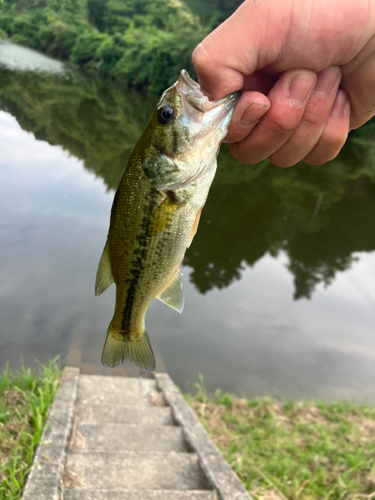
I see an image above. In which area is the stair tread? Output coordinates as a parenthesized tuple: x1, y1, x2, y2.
(65, 451, 207, 491)
(63, 490, 217, 500)
(74, 404, 173, 425)
(70, 423, 187, 452)
(77, 376, 162, 406)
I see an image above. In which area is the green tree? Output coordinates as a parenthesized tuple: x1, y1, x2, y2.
(0, 0, 206, 93)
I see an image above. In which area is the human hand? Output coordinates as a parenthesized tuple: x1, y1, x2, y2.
(193, 0, 375, 166)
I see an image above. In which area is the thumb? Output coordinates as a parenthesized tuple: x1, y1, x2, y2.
(192, 37, 246, 100)
(192, 4, 262, 100)
(192, 0, 292, 99)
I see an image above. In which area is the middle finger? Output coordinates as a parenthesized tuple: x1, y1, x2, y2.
(230, 69, 317, 164)
(270, 66, 342, 167)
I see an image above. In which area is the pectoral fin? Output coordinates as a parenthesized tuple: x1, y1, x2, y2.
(187, 208, 202, 248)
(95, 240, 114, 296)
(149, 195, 180, 235)
(156, 268, 184, 313)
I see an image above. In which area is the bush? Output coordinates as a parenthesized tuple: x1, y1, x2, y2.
(0, 0, 211, 92)
(71, 30, 107, 66)
(114, 27, 205, 92)
(39, 21, 80, 58)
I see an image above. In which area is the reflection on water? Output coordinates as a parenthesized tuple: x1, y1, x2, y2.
(1, 48, 375, 401)
(0, 40, 65, 74)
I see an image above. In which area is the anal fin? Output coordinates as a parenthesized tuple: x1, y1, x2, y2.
(156, 268, 184, 313)
(95, 240, 114, 296)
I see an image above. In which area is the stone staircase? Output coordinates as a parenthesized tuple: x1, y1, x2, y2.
(22, 368, 251, 500)
(63, 375, 216, 499)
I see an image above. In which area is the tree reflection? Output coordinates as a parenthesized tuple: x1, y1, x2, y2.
(1, 67, 375, 300)
(0, 68, 154, 189)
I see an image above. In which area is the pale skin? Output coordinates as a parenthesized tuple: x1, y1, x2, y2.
(192, 0, 375, 167)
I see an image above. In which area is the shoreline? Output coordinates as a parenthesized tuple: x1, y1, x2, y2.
(1, 363, 375, 499)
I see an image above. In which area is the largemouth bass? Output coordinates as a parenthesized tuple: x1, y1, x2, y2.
(95, 70, 238, 370)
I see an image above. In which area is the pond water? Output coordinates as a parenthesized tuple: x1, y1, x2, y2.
(1, 44, 375, 401)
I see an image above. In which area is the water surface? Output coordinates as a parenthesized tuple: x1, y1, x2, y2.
(1, 45, 375, 400)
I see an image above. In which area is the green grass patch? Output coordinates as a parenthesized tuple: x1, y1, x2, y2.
(186, 376, 375, 500)
(0, 358, 62, 500)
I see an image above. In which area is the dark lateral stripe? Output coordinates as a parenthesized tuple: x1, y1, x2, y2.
(121, 201, 154, 332)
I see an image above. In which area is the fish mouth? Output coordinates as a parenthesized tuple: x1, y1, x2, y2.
(177, 70, 209, 112)
(177, 69, 239, 126)
(180, 69, 201, 93)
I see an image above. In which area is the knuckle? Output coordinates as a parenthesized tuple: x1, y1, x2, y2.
(322, 128, 348, 151)
(301, 108, 325, 128)
(304, 152, 325, 165)
(305, 150, 339, 165)
(192, 43, 212, 73)
(234, 152, 254, 165)
(304, 130, 347, 165)
(230, 144, 255, 164)
(269, 115, 298, 136)
(269, 153, 294, 168)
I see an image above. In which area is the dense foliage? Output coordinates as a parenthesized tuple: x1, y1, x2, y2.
(0, 0, 210, 92)
(1, 68, 375, 300)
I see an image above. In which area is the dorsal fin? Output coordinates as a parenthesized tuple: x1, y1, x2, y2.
(95, 240, 114, 296)
(156, 268, 184, 313)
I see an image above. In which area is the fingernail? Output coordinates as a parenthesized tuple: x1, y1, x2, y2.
(288, 74, 315, 105)
(314, 66, 340, 96)
(239, 101, 270, 127)
(331, 89, 348, 117)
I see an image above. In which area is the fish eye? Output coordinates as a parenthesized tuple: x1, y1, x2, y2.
(157, 105, 175, 125)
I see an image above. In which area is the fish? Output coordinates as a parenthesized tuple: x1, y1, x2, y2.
(95, 69, 238, 370)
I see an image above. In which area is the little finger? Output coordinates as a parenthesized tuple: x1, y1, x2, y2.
(304, 89, 350, 165)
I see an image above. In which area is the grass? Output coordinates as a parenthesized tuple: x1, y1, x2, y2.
(0, 358, 62, 500)
(186, 374, 375, 500)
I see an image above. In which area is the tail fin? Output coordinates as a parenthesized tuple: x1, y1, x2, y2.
(101, 327, 155, 371)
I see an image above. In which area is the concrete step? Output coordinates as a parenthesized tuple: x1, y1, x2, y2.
(74, 404, 174, 425)
(65, 451, 207, 490)
(77, 375, 163, 406)
(64, 490, 217, 500)
(70, 423, 188, 452)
